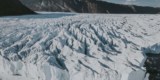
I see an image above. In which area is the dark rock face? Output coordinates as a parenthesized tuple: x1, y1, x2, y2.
(20, 0, 68, 12)
(144, 53, 160, 80)
(20, 0, 160, 13)
(0, 0, 35, 16)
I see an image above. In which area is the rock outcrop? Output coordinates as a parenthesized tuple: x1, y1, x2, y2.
(144, 53, 160, 80)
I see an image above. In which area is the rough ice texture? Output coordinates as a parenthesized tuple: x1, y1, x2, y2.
(143, 43, 160, 54)
(0, 13, 160, 80)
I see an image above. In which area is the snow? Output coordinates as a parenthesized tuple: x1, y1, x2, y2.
(0, 13, 160, 80)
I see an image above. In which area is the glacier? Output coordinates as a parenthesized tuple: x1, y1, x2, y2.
(0, 13, 160, 80)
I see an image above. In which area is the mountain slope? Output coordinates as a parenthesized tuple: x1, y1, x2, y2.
(20, 0, 160, 13)
(1, 13, 160, 80)
(0, 0, 35, 16)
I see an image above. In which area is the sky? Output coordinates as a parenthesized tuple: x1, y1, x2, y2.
(103, 0, 160, 7)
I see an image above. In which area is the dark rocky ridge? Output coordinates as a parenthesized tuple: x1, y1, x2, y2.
(20, 0, 160, 14)
(0, 0, 35, 16)
(144, 53, 160, 80)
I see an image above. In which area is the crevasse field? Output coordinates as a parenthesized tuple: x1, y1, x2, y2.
(0, 13, 160, 80)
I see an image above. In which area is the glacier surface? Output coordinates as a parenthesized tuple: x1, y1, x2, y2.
(0, 13, 160, 80)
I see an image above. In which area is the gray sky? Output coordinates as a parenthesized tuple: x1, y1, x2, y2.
(103, 0, 160, 7)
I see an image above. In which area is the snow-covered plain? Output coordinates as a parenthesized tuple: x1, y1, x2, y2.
(0, 13, 160, 80)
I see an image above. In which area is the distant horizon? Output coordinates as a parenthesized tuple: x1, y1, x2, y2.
(103, 0, 160, 8)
